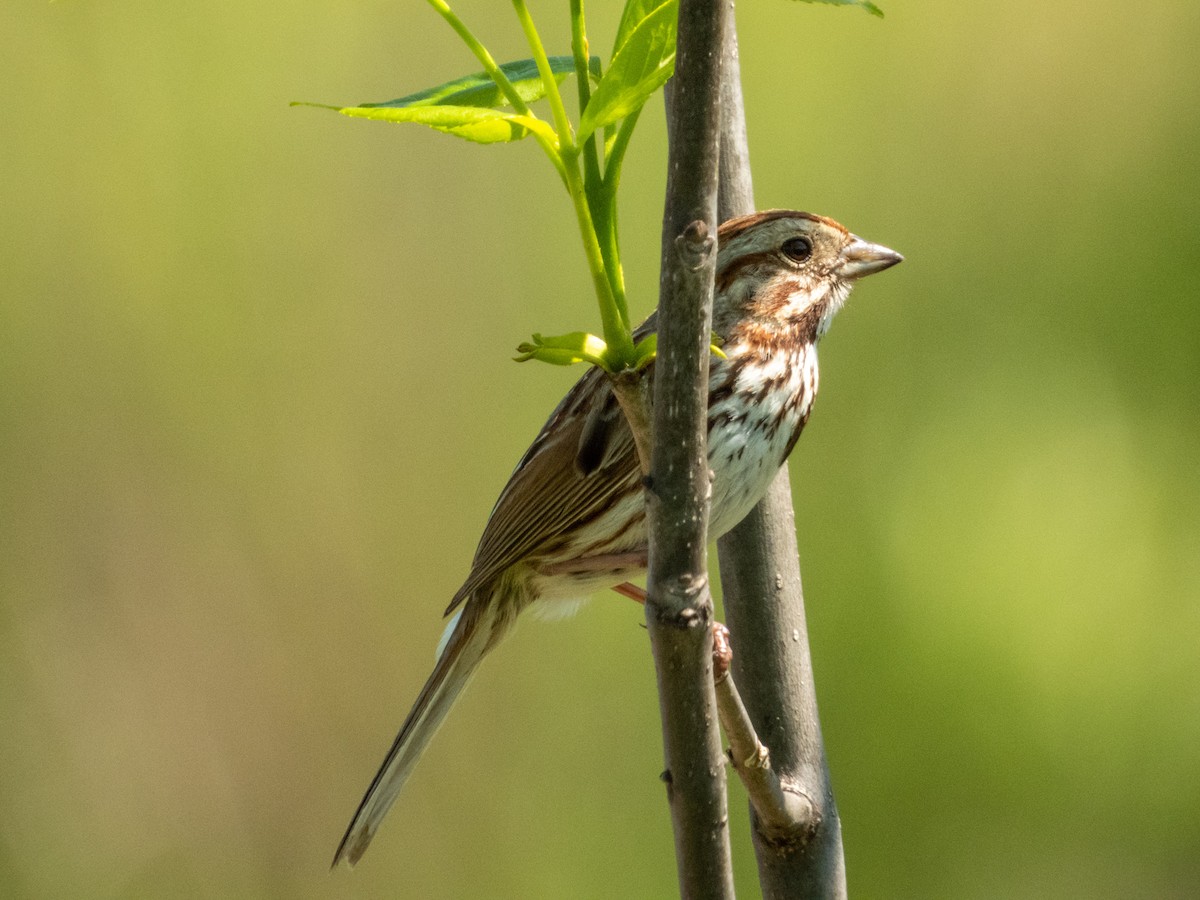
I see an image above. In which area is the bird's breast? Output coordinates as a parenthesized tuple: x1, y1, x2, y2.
(705, 345, 817, 539)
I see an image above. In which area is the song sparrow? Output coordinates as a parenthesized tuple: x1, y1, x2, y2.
(334, 209, 901, 866)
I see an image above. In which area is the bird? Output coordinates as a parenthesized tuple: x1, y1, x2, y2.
(333, 209, 902, 866)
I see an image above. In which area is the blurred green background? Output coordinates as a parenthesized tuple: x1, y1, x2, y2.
(3, 1, 1198, 897)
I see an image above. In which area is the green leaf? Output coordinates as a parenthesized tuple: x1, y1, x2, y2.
(360, 56, 602, 111)
(787, 0, 884, 18)
(612, 0, 668, 58)
(577, 0, 677, 143)
(514, 332, 610, 369)
(338, 105, 557, 146)
(628, 333, 722, 371)
(632, 334, 657, 370)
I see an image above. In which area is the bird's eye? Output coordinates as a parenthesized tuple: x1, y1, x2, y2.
(781, 236, 813, 262)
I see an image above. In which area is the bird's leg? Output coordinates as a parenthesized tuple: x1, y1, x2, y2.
(612, 582, 647, 604)
(711, 621, 732, 682)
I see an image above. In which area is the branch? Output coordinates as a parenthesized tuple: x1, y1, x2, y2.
(610, 370, 654, 476)
(711, 625, 817, 842)
(718, 481, 846, 898)
(642, 0, 734, 897)
(714, 4, 848, 897)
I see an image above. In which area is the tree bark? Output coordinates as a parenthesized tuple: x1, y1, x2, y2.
(714, 5, 848, 899)
(644, 1, 734, 898)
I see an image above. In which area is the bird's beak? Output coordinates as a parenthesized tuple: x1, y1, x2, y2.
(839, 236, 903, 279)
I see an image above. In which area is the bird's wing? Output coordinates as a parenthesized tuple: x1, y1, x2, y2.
(443, 364, 641, 615)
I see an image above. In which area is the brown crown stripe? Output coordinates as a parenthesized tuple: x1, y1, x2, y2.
(717, 209, 847, 244)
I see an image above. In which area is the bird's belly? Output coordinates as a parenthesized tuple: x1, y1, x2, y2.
(706, 414, 796, 540)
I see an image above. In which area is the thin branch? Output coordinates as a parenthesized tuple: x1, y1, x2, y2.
(714, 3, 847, 897)
(714, 2, 753, 223)
(643, 0, 734, 897)
(620, 588, 819, 842)
(718, 477, 846, 898)
(711, 625, 818, 842)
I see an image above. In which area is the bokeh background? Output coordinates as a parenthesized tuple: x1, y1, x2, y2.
(3, 1, 1198, 897)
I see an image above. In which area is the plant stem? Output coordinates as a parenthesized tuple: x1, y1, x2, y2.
(569, 0, 603, 191)
(595, 108, 642, 329)
(603, 108, 641, 198)
(508, 0, 631, 362)
(425, 0, 531, 115)
(591, 191, 628, 333)
(511, 0, 575, 150)
(565, 161, 633, 364)
(525, 128, 569, 184)
(645, 0, 733, 895)
(714, 6, 848, 897)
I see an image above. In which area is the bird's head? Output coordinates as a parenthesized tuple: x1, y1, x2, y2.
(713, 210, 902, 344)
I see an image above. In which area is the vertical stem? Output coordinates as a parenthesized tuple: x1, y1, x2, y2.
(570, 0, 627, 332)
(714, 8, 753, 224)
(645, 1, 733, 898)
(567, 166, 634, 364)
(714, 4, 847, 897)
(718, 477, 847, 899)
(598, 109, 642, 333)
(568, 1, 634, 343)
(590, 193, 630, 335)
(510, 1, 632, 364)
(511, 0, 575, 148)
(569, 0, 603, 189)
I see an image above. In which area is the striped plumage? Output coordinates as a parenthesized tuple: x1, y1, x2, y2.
(334, 210, 901, 866)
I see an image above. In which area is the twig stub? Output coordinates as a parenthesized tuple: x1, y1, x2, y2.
(675, 219, 717, 270)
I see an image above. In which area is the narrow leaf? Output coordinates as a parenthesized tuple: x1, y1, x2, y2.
(628, 333, 722, 371)
(786, 0, 884, 18)
(632, 333, 658, 370)
(514, 332, 609, 369)
(612, 0, 669, 58)
(339, 105, 557, 146)
(578, 0, 677, 143)
(361, 56, 601, 111)
(374, 57, 554, 109)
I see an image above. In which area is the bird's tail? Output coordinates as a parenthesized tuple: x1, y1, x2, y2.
(332, 601, 496, 867)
